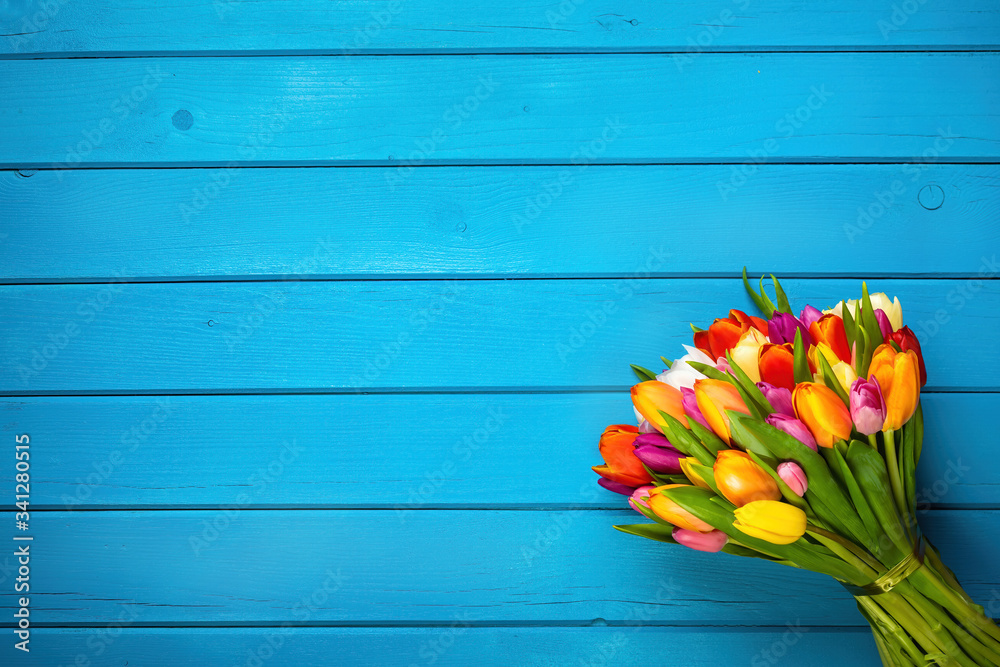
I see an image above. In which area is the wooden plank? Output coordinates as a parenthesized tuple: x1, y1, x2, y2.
(0, 54, 997, 167)
(3, 164, 999, 282)
(0, 509, 994, 625)
(0, 627, 882, 666)
(2, 0, 998, 56)
(2, 393, 994, 509)
(2, 279, 999, 393)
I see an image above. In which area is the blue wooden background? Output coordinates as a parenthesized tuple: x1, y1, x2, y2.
(1, 2, 999, 665)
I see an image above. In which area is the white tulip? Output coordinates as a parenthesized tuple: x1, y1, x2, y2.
(656, 345, 713, 391)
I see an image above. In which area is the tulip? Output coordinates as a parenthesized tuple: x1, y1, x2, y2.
(764, 413, 818, 450)
(673, 528, 728, 553)
(679, 456, 712, 490)
(809, 314, 851, 364)
(807, 342, 841, 375)
(598, 477, 637, 496)
(628, 485, 655, 514)
(867, 345, 921, 430)
(849, 377, 886, 435)
(800, 305, 823, 330)
(648, 485, 714, 532)
(758, 343, 795, 391)
(831, 361, 858, 394)
(693, 309, 769, 361)
(634, 444, 684, 474)
(592, 424, 652, 488)
(768, 312, 813, 346)
(713, 450, 781, 506)
(694, 379, 751, 444)
(825, 293, 902, 332)
(792, 383, 852, 448)
(777, 462, 808, 496)
(757, 382, 794, 416)
(631, 381, 689, 431)
(730, 328, 768, 383)
(657, 345, 713, 391)
(733, 500, 807, 545)
(888, 326, 927, 386)
(638, 420, 658, 434)
(874, 309, 893, 341)
(680, 387, 711, 430)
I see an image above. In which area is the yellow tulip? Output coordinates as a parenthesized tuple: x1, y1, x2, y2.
(713, 450, 781, 507)
(729, 328, 768, 383)
(831, 361, 858, 394)
(679, 456, 711, 490)
(867, 345, 920, 430)
(733, 500, 807, 545)
(824, 293, 902, 332)
(647, 484, 714, 533)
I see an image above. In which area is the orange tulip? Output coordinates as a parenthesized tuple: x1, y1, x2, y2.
(592, 424, 652, 488)
(713, 450, 781, 507)
(648, 484, 714, 532)
(809, 314, 851, 364)
(792, 382, 852, 448)
(867, 345, 921, 430)
(694, 379, 751, 445)
(758, 343, 795, 391)
(631, 381, 689, 430)
(694, 309, 769, 361)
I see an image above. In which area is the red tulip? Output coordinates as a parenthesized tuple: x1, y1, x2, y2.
(888, 326, 927, 386)
(592, 425, 652, 488)
(758, 343, 795, 391)
(694, 309, 768, 361)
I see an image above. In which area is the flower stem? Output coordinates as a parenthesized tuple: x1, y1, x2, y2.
(882, 429, 910, 532)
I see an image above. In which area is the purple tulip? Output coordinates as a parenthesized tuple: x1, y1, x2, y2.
(777, 462, 808, 496)
(680, 387, 711, 429)
(850, 377, 887, 435)
(598, 477, 636, 496)
(768, 312, 813, 346)
(756, 381, 794, 416)
(673, 528, 728, 553)
(628, 485, 656, 514)
(633, 445, 684, 474)
(765, 413, 818, 451)
(800, 305, 823, 331)
(874, 309, 892, 341)
(634, 432, 671, 448)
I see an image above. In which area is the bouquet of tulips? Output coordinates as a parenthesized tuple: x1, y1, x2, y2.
(594, 272, 1000, 666)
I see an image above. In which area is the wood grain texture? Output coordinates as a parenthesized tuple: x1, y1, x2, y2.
(2, 279, 999, 394)
(0, 509, 994, 625)
(0, 627, 882, 666)
(2, 393, 994, 508)
(1, 54, 998, 167)
(2, 0, 998, 56)
(3, 164, 999, 282)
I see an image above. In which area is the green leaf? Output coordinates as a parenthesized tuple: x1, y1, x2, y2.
(613, 523, 677, 544)
(845, 441, 912, 561)
(687, 461, 722, 496)
(742, 266, 774, 317)
(792, 328, 812, 384)
(860, 282, 885, 350)
(690, 323, 705, 333)
(686, 361, 729, 382)
(901, 415, 918, 521)
(814, 351, 850, 406)
(857, 325, 874, 380)
(724, 349, 774, 415)
(631, 364, 658, 382)
(841, 301, 856, 347)
(913, 402, 924, 463)
(687, 418, 728, 457)
(758, 276, 778, 317)
(661, 356, 673, 369)
(658, 411, 715, 467)
(725, 410, 777, 466)
(770, 274, 792, 315)
(827, 443, 881, 553)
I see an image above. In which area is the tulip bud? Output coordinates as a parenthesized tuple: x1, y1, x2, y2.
(673, 527, 728, 553)
(694, 379, 751, 445)
(809, 314, 852, 364)
(679, 457, 712, 490)
(732, 500, 807, 545)
(758, 343, 795, 391)
(764, 413, 818, 451)
(874, 309, 893, 341)
(799, 305, 823, 330)
(867, 345, 921, 430)
(767, 312, 813, 346)
(657, 345, 713, 391)
(756, 381, 794, 416)
(888, 326, 927, 386)
(849, 377, 886, 435)
(648, 485, 714, 532)
(777, 462, 808, 496)
(680, 387, 711, 430)
(730, 328, 768, 383)
(592, 424, 652, 488)
(831, 361, 858, 394)
(792, 382, 853, 448)
(634, 444, 684, 474)
(631, 381, 689, 431)
(598, 477, 637, 496)
(714, 450, 781, 507)
(628, 485, 656, 514)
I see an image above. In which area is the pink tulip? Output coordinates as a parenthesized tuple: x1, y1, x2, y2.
(777, 462, 808, 496)
(799, 305, 823, 331)
(673, 528, 728, 553)
(756, 381, 794, 416)
(874, 309, 893, 341)
(628, 485, 656, 514)
(765, 413, 818, 451)
(850, 377, 887, 435)
(680, 387, 711, 429)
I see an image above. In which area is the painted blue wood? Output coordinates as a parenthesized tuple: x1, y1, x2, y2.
(2, 0, 997, 56)
(1, 393, 994, 509)
(0, 627, 882, 666)
(2, 279, 998, 394)
(1, 54, 997, 167)
(2, 165, 998, 282)
(0, 509, 994, 625)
